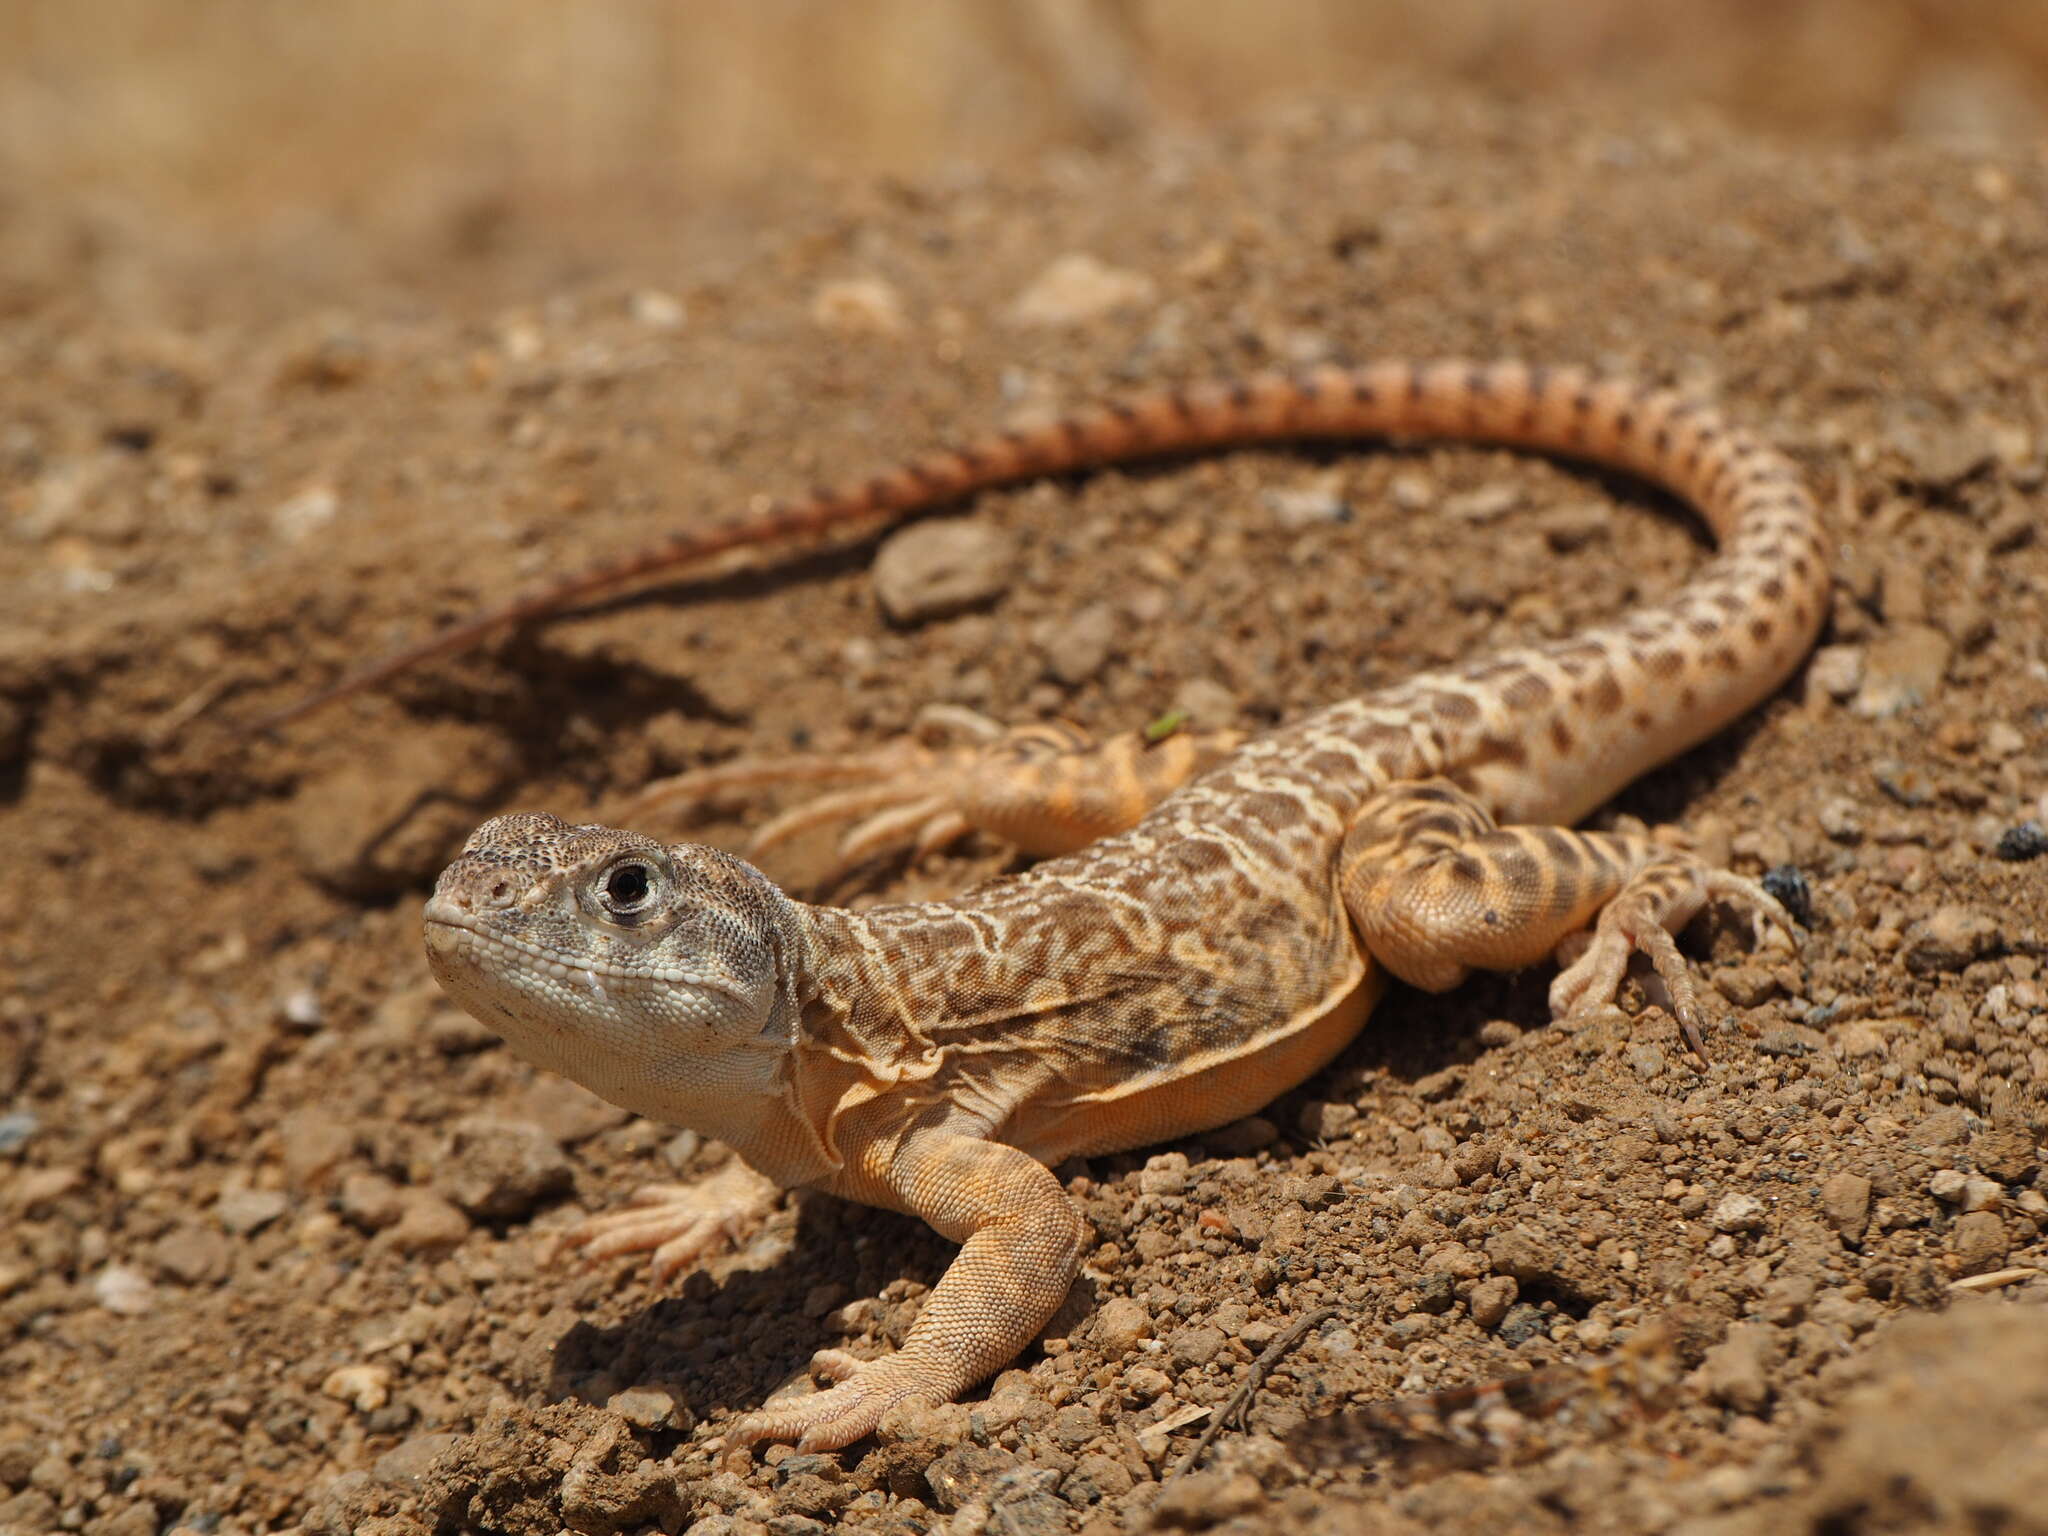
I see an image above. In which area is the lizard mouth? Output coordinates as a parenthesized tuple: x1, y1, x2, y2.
(423, 898, 726, 990)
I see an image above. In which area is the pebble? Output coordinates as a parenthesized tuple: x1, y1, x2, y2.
(388, 1191, 472, 1256)
(629, 288, 686, 330)
(151, 1225, 231, 1285)
(1710, 1193, 1768, 1234)
(271, 483, 341, 541)
(1901, 906, 2001, 975)
(1949, 1211, 2009, 1274)
(437, 1117, 572, 1220)
(1007, 253, 1155, 328)
(1467, 1275, 1518, 1330)
(1168, 1326, 1227, 1368)
(1037, 602, 1118, 685)
(1263, 478, 1350, 529)
(810, 278, 906, 336)
(92, 1265, 156, 1316)
(339, 1171, 406, 1232)
(1817, 797, 1864, 843)
(1852, 623, 1951, 717)
(215, 1187, 290, 1236)
(1807, 643, 1865, 701)
(320, 1363, 393, 1413)
(1994, 821, 2047, 862)
(872, 520, 1015, 624)
(607, 1386, 686, 1431)
(1819, 1171, 1872, 1244)
(1091, 1297, 1152, 1355)
(0, 1111, 39, 1155)
(1137, 1152, 1189, 1197)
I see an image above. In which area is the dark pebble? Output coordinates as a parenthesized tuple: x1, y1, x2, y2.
(1993, 821, 2047, 862)
(1761, 865, 1814, 925)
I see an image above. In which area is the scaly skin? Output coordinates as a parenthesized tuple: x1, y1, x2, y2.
(419, 360, 1828, 1452)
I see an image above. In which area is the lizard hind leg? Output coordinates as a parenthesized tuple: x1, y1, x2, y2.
(624, 704, 1243, 874)
(1340, 780, 1796, 1058)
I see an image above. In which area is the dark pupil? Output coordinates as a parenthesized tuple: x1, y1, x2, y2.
(606, 865, 651, 907)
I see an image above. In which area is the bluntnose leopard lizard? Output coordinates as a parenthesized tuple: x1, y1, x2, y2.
(302, 360, 1828, 1451)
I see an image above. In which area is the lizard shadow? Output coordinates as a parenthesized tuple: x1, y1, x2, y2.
(541, 1184, 962, 1429)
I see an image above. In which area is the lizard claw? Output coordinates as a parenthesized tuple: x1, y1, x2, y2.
(621, 704, 1002, 875)
(724, 1356, 939, 1454)
(552, 1159, 782, 1282)
(1548, 862, 1797, 1061)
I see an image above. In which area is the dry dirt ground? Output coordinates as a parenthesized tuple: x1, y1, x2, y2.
(4, 97, 2048, 1536)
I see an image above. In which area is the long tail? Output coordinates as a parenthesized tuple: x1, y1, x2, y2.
(255, 361, 1826, 738)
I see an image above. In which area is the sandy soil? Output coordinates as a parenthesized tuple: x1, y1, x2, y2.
(3, 95, 2047, 1536)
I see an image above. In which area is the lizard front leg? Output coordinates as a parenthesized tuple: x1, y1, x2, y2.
(727, 1128, 1089, 1453)
(1339, 779, 1794, 1057)
(627, 706, 1242, 873)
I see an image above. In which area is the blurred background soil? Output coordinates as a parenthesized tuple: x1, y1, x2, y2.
(3, 5, 2048, 1535)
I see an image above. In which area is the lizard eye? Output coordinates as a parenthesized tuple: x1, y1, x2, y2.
(599, 861, 658, 917)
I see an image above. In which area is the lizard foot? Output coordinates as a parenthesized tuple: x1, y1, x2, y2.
(552, 1159, 782, 1283)
(1549, 861, 1796, 1060)
(725, 1353, 940, 1454)
(622, 704, 1003, 873)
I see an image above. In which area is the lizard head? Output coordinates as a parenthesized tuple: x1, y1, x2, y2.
(422, 811, 803, 1127)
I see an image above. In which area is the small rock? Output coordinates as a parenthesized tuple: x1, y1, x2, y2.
(1138, 1153, 1189, 1197)
(1091, 1297, 1152, 1355)
(1929, 1169, 1969, 1203)
(272, 483, 340, 541)
(339, 1171, 406, 1232)
(1819, 1171, 1873, 1244)
(0, 1111, 39, 1156)
(608, 1386, 686, 1431)
(1762, 864, 1814, 925)
(1038, 603, 1118, 685)
(321, 1364, 393, 1413)
(1808, 644, 1865, 701)
(872, 520, 1015, 625)
(925, 1444, 1018, 1513)
(1901, 906, 2001, 975)
(1170, 676, 1239, 728)
(280, 1113, 360, 1191)
(1497, 1303, 1549, 1347)
(215, 1187, 290, 1236)
(1949, 1211, 2009, 1274)
(629, 288, 686, 330)
(1168, 1326, 1227, 1369)
(388, 1191, 472, 1256)
(152, 1224, 231, 1285)
(1994, 821, 2047, 862)
(1853, 623, 1951, 717)
(92, 1265, 156, 1316)
(1959, 1176, 2005, 1214)
(1710, 1193, 1769, 1234)
(1468, 1274, 1519, 1330)
(1008, 254, 1155, 328)
(811, 277, 905, 336)
(1696, 1323, 1774, 1413)
(1264, 477, 1350, 530)
(437, 1117, 572, 1220)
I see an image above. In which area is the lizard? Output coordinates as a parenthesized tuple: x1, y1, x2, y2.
(399, 359, 1828, 1453)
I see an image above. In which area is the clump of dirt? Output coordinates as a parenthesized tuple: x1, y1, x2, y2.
(2, 95, 2046, 1536)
